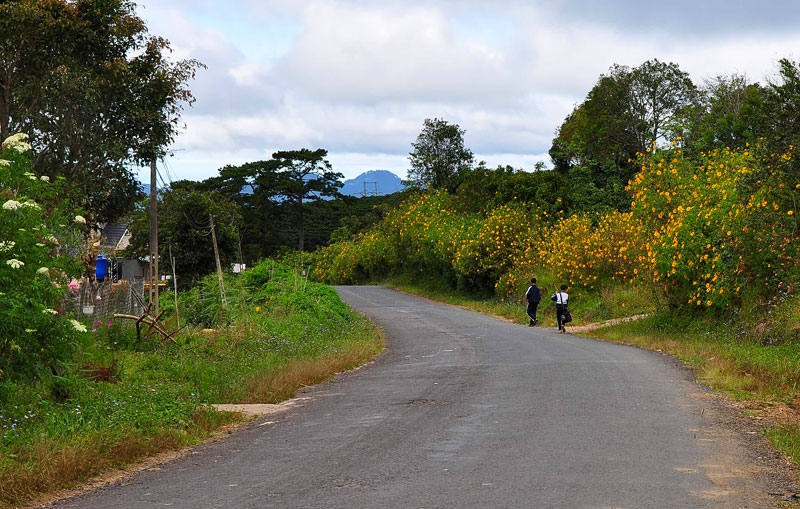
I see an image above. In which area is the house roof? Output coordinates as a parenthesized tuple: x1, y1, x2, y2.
(100, 223, 131, 253)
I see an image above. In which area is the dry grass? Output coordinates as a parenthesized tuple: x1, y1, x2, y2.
(1, 428, 204, 509)
(241, 339, 385, 403)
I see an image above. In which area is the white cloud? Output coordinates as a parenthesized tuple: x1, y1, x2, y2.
(228, 61, 271, 87)
(276, 1, 522, 103)
(134, 1, 800, 183)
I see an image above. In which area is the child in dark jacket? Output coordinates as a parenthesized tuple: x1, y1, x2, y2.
(524, 278, 541, 326)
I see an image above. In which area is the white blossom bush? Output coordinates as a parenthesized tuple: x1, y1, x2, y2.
(0, 133, 84, 381)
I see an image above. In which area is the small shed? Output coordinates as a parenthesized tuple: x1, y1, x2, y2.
(99, 223, 147, 282)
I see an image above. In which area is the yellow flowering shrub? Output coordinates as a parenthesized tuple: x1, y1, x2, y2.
(312, 143, 800, 313)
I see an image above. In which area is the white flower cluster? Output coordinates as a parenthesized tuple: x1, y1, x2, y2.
(36, 267, 49, 275)
(74, 215, 86, 225)
(70, 319, 87, 332)
(2, 199, 40, 212)
(1, 133, 31, 153)
(0, 160, 10, 167)
(6, 259, 24, 269)
(0, 241, 15, 252)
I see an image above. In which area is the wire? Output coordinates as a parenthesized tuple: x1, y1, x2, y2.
(162, 156, 176, 185)
(156, 166, 169, 190)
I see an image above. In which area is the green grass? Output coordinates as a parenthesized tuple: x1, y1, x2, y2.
(766, 427, 800, 467)
(0, 260, 385, 508)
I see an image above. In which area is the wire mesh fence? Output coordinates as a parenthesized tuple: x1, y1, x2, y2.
(64, 278, 147, 320)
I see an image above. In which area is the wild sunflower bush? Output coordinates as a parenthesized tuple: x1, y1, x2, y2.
(311, 142, 800, 315)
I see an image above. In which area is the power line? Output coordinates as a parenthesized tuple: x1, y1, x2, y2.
(161, 156, 176, 185)
(156, 167, 169, 190)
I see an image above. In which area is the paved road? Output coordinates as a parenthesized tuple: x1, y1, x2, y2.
(51, 286, 778, 508)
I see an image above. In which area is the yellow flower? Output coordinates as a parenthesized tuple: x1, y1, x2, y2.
(255, 306, 261, 312)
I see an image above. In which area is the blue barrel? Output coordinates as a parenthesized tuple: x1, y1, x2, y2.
(96, 255, 108, 281)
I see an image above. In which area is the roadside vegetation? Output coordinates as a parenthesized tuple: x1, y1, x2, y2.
(0, 258, 383, 508)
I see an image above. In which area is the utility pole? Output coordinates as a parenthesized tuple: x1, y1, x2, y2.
(169, 243, 179, 328)
(209, 214, 227, 309)
(149, 158, 159, 315)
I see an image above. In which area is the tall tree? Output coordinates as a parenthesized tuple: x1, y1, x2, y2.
(408, 118, 474, 189)
(760, 58, 800, 152)
(679, 74, 763, 151)
(550, 64, 641, 174)
(0, 0, 203, 222)
(628, 59, 698, 148)
(271, 149, 344, 251)
(200, 160, 283, 259)
(548, 65, 641, 211)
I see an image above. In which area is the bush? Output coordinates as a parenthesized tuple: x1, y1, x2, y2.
(310, 142, 800, 321)
(0, 134, 84, 380)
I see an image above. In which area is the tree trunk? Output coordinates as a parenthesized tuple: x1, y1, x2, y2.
(298, 197, 305, 252)
(0, 67, 12, 139)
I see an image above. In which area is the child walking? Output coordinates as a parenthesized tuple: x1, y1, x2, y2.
(550, 284, 569, 333)
(524, 278, 541, 326)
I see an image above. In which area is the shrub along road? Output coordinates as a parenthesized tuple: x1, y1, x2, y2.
(49, 286, 792, 508)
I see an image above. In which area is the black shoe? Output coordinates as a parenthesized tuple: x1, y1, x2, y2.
(533, 319, 538, 326)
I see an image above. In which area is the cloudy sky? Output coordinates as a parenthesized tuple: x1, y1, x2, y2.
(135, 0, 800, 183)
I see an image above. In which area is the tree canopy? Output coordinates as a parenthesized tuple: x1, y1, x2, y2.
(0, 0, 203, 222)
(271, 149, 344, 251)
(408, 118, 474, 189)
(198, 149, 344, 254)
(125, 180, 240, 282)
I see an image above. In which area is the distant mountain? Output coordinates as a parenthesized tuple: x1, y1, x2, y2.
(140, 170, 406, 199)
(340, 170, 405, 197)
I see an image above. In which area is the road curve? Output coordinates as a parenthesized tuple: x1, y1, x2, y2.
(50, 285, 779, 508)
